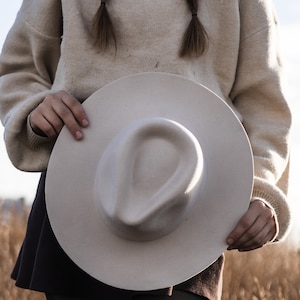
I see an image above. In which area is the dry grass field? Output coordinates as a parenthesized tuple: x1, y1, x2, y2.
(1, 203, 299, 300)
(0, 203, 44, 300)
(222, 243, 300, 299)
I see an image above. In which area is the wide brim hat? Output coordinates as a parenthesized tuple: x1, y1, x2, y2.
(46, 72, 253, 291)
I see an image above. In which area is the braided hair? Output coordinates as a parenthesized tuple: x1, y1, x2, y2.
(93, 0, 208, 58)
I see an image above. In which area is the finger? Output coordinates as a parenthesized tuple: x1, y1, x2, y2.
(30, 105, 63, 139)
(45, 92, 87, 140)
(39, 104, 65, 135)
(234, 222, 275, 251)
(226, 208, 258, 247)
(227, 201, 276, 251)
(52, 102, 83, 140)
(60, 92, 89, 128)
(226, 217, 257, 250)
(235, 211, 276, 251)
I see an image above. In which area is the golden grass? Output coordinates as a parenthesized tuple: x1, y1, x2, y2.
(1, 204, 299, 300)
(222, 244, 300, 299)
(0, 204, 44, 300)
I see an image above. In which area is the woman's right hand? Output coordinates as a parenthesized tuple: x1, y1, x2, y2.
(29, 91, 89, 140)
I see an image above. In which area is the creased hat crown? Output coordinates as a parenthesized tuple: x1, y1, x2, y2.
(94, 118, 204, 241)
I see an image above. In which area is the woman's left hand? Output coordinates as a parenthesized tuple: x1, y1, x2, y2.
(226, 200, 277, 251)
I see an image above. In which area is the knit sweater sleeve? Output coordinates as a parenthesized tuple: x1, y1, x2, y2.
(0, 0, 62, 171)
(230, 0, 292, 240)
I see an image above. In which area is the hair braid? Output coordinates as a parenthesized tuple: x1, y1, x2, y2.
(93, 1, 116, 51)
(93, 0, 208, 57)
(179, 0, 208, 58)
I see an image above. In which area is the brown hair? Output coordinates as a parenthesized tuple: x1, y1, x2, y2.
(93, 0, 208, 58)
(93, 1, 117, 51)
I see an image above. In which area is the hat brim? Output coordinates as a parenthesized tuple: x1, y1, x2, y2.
(46, 72, 253, 291)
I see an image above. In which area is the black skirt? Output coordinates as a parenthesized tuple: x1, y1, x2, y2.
(12, 172, 224, 299)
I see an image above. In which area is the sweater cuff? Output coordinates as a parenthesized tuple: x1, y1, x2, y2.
(251, 177, 291, 241)
(26, 115, 51, 146)
(250, 196, 279, 242)
(5, 116, 54, 171)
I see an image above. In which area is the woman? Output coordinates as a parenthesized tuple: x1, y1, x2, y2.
(0, 0, 292, 299)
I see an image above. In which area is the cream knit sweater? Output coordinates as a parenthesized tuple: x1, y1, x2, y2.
(0, 0, 292, 240)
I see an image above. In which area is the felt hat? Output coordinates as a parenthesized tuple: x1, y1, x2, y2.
(46, 72, 253, 291)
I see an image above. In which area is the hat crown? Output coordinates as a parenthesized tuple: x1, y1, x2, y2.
(94, 118, 204, 241)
